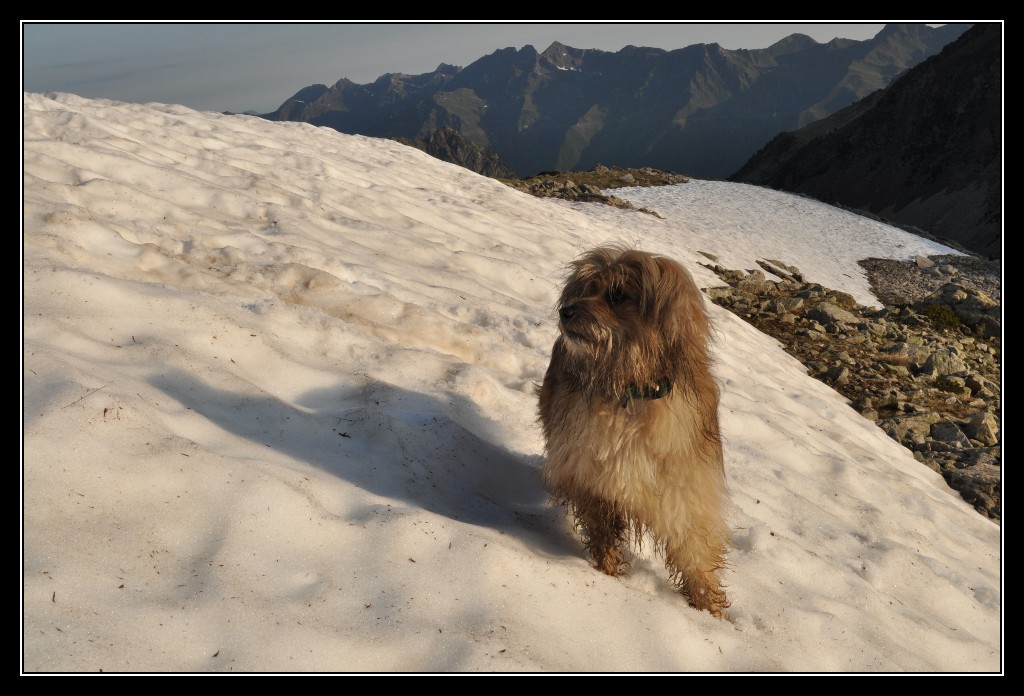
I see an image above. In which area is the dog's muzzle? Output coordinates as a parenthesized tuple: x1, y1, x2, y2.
(558, 302, 591, 343)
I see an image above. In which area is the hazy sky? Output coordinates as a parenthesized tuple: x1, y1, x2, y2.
(22, 21, 943, 115)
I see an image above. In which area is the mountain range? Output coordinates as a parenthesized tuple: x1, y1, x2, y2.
(730, 22, 1001, 259)
(262, 23, 970, 180)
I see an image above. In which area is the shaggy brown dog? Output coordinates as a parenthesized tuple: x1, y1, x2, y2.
(538, 246, 730, 617)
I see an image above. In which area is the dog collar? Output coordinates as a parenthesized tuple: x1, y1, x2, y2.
(620, 378, 672, 407)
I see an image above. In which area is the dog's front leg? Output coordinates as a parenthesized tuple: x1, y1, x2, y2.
(574, 499, 629, 577)
(665, 541, 729, 618)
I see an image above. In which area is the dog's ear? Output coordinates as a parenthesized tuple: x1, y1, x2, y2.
(653, 256, 712, 347)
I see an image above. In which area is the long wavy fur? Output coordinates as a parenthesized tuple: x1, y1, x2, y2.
(538, 246, 730, 617)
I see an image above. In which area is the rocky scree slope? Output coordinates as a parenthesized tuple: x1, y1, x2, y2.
(509, 167, 1001, 521)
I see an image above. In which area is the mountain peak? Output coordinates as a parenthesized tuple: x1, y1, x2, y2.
(541, 41, 585, 70)
(767, 33, 820, 54)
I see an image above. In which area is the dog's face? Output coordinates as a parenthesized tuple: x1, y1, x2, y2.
(552, 247, 710, 398)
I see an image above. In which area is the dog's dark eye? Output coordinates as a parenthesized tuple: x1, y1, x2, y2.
(608, 288, 627, 304)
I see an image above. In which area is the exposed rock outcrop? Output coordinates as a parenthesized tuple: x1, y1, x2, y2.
(394, 126, 518, 178)
(701, 255, 1001, 521)
(498, 164, 688, 215)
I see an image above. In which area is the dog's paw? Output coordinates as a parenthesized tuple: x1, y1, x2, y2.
(682, 583, 730, 618)
(590, 548, 630, 577)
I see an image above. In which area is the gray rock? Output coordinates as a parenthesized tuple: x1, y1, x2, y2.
(881, 412, 940, 443)
(735, 269, 779, 296)
(963, 412, 999, 447)
(825, 366, 851, 384)
(808, 301, 860, 326)
(704, 286, 734, 300)
(930, 420, 971, 447)
(922, 348, 968, 376)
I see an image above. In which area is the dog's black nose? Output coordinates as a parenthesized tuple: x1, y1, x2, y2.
(559, 304, 577, 321)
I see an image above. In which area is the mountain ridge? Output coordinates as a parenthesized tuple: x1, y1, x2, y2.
(730, 22, 1001, 259)
(261, 23, 970, 179)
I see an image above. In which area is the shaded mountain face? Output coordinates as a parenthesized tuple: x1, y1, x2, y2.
(262, 24, 969, 179)
(393, 126, 518, 178)
(731, 23, 1001, 259)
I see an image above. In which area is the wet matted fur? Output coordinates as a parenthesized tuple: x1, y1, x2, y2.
(538, 246, 730, 617)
